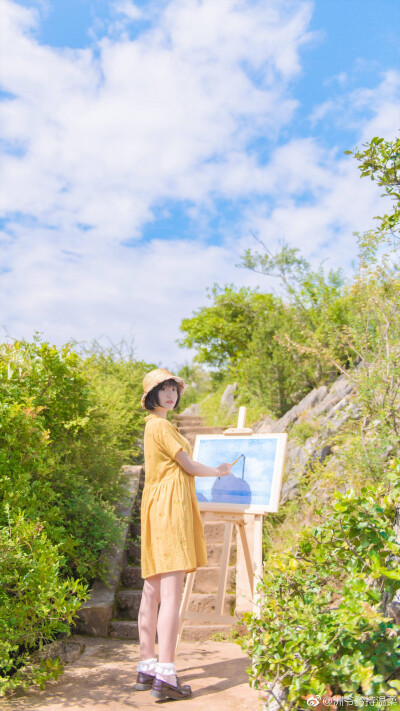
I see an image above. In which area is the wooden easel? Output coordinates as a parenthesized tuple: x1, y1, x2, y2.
(177, 407, 263, 647)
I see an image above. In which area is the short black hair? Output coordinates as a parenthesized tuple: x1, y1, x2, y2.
(144, 379, 181, 411)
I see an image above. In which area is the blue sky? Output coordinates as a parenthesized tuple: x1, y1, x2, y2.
(1, 0, 399, 365)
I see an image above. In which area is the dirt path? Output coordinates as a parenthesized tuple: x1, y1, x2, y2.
(8, 636, 262, 711)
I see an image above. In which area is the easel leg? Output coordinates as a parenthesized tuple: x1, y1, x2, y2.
(215, 521, 233, 616)
(237, 519, 253, 596)
(252, 515, 263, 613)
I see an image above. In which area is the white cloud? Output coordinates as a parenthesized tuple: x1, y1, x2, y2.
(309, 70, 400, 140)
(237, 141, 385, 273)
(0, 0, 399, 364)
(234, 71, 400, 275)
(0, 0, 312, 234)
(0, 0, 315, 360)
(354, 71, 400, 141)
(1, 222, 265, 364)
(309, 99, 335, 125)
(114, 1, 143, 21)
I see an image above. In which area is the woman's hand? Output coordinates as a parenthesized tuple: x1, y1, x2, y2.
(216, 463, 231, 477)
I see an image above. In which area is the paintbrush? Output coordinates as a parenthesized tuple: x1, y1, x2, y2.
(231, 455, 243, 466)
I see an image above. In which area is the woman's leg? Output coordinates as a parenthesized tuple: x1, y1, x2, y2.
(152, 571, 192, 698)
(138, 573, 161, 660)
(157, 570, 186, 662)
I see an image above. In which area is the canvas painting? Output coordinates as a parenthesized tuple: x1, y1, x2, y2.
(193, 433, 287, 514)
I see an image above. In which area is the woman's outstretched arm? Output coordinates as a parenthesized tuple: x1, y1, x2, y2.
(175, 450, 231, 478)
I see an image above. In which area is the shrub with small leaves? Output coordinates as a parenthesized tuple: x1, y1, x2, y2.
(0, 336, 149, 691)
(239, 482, 400, 709)
(0, 507, 88, 695)
(0, 337, 148, 580)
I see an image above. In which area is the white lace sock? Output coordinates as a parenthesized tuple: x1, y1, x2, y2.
(137, 657, 157, 676)
(156, 661, 177, 687)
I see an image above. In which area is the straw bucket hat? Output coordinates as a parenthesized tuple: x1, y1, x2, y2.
(141, 368, 185, 409)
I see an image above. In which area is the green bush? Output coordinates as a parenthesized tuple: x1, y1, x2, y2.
(79, 348, 151, 479)
(240, 481, 400, 708)
(176, 363, 213, 410)
(0, 507, 87, 695)
(0, 337, 148, 580)
(289, 419, 319, 444)
(0, 336, 150, 690)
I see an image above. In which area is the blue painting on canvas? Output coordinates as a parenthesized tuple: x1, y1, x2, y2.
(194, 436, 278, 507)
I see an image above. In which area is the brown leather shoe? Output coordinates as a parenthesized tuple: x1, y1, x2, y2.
(151, 676, 192, 700)
(135, 671, 156, 690)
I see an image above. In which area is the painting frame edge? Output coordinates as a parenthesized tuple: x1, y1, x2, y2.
(193, 432, 288, 514)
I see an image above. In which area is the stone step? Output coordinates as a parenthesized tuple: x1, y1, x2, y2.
(120, 562, 235, 594)
(131, 519, 236, 546)
(127, 540, 141, 563)
(176, 412, 202, 419)
(175, 417, 204, 427)
(121, 557, 235, 593)
(179, 426, 227, 436)
(130, 523, 141, 538)
(206, 541, 236, 565)
(116, 589, 142, 618)
(188, 592, 235, 616)
(193, 566, 235, 594)
(180, 624, 234, 642)
(114, 589, 235, 619)
(109, 618, 236, 642)
(109, 620, 139, 639)
(125, 540, 235, 567)
(121, 565, 143, 589)
(203, 521, 236, 543)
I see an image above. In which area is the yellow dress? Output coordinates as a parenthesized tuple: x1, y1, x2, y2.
(140, 413, 208, 579)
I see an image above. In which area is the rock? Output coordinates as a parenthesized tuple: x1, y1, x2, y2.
(220, 383, 237, 412)
(279, 443, 310, 503)
(270, 385, 329, 433)
(311, 377, 354, 421)
(255, 385, 330, 434)
(254, 415, 276, 433)
(318, 444, 333, 462)
(31, 639, 85, 665)
(387, 602, 400, 626)
(286, 443, 310, 470)
(180, 402, 201, 416)
(280, 474, 300, 504)
(252, 374, 359, 506)
(305, 444, 334, 475)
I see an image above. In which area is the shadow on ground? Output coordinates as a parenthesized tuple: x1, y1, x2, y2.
(6, 637, 261, 711)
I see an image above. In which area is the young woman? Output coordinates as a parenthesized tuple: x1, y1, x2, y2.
(135, 368, 231, 701)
